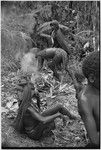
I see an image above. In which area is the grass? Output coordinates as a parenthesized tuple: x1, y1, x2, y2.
(1, 6, 36, 72)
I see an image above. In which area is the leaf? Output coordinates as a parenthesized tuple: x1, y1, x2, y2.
(59, 84, 68, 91)
(6, 98, 18, 110)
(10, 102, 19, 112)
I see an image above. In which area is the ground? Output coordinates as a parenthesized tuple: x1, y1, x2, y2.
(1, 70, 88, 148)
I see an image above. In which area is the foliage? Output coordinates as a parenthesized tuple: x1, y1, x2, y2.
(1, 28, 33, 71)
(1, 1, 100, 147)
(1, 1, 100, 72)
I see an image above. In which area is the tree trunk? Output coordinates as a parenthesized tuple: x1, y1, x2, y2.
(91, 1, 99, 51)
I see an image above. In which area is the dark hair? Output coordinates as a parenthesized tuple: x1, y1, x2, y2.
(82, 51, 100, 79)
(13, 83, 32, 133)
(13, 83, 40, 133)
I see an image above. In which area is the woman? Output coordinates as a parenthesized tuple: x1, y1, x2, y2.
(14, 83, 76, 140)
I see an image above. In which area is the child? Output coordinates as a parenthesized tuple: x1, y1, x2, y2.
(69, 51, 100, 148)
(14, 83, 76, 140)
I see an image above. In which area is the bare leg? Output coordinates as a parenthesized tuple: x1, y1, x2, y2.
(27, 121, 55, 140)
(52, 55, 61, 80)
(41, 103, 76, 119)
(48, 61, 60, 81)
(38, 56, 44, 70)
(27, 104, 76, 140)
(52, 54, 61, 66)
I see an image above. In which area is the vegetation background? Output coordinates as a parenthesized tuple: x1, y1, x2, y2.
(1, 1, 100, 148)
(1, 1, 100, 73)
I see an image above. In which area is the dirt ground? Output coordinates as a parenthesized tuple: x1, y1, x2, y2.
(1, 71, 88, 148)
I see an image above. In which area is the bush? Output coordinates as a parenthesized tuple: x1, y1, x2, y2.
(1, 28, 33, 71)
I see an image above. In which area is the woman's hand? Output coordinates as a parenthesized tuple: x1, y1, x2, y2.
(70, 115, 77, 120)
(57, 113, 67, 126)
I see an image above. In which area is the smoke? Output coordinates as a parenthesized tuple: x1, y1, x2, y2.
(21, 52, 38, 75)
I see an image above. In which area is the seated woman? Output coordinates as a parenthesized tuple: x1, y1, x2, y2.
(13, 83, 76, 140)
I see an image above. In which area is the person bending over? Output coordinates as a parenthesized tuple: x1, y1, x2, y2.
(68, 51, 100, 148)
(13, 83, 76, 140)
(50, 20, 73, 55)
(35, 48, 68, 80)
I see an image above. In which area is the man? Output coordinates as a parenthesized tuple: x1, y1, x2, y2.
(68, 51, 100, 148)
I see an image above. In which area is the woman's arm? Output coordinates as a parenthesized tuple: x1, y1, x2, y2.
(28, 107, 61, 124)
(66, 68, 83, 94)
